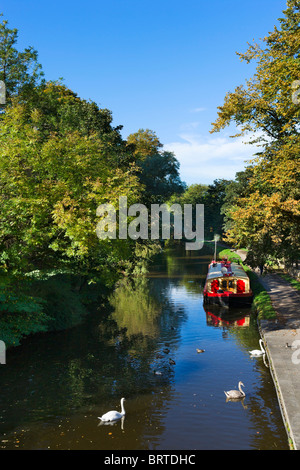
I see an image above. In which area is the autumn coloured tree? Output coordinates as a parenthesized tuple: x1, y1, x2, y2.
(211, 0, 300, 269)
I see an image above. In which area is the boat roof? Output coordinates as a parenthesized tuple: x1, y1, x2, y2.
(206, 261, 249, 280)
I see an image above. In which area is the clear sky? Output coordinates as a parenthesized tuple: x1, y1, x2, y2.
(1, 0, 287, 185)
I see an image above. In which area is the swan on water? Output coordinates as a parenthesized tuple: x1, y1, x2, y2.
(249, 339, 265, 356)
(224, 381, 245, 399)
(98, 398, 126, 422)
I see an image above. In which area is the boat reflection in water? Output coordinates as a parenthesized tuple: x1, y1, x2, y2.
(203, 304, 251, 329)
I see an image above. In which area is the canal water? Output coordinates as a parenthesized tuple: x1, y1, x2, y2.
(0, 248, 289, 450)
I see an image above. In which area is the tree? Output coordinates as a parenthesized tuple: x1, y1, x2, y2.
(0, 83, 143, 284)
(223, 140, 300, 268)
(22, 80, 135, 168)
(127, 128, 186, 204)
(211, 0, 300, 268)
(127, 128, 163, 159)
(167, 181, 232, 243)
(0, 14, 44, 99)
(221, 167, 254, 229)
(138, 151, 186, 203)
(176, 184, 208, 206)
(204, 179, 232, 239)
(211, 1, 300, 143)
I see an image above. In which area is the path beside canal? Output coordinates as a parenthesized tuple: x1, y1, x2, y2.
(236, 250, 300, 450)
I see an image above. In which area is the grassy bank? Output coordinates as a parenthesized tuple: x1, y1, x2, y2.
(218, 249, 277, 320)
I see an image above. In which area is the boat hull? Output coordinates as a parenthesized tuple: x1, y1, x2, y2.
(203, 291, 253, 307)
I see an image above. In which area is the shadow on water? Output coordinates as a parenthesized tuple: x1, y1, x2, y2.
(0, 247, 289, 450)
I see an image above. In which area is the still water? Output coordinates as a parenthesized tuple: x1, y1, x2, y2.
(0, 249, 289, 450)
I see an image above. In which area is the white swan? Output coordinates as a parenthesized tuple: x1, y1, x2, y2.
(98, 398, 126, 422)
(224, 381, 245, 399)
(249, 339, 265, 356)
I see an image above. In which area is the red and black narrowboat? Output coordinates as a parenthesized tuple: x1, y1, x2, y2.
(203, 259, 253, 307)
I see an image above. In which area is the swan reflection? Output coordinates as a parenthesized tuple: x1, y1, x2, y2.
(225, 396, 248, 409)
(98, 415, 125, 430)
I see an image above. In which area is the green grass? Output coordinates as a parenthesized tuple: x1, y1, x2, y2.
(248, 271, 277, 320)
(279, 273, 300, 292)
(217, 248, 243, 264)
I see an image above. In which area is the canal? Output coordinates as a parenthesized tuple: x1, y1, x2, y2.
(0, 248, 289, 450)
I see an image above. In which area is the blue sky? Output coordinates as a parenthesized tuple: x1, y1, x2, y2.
(1, 0, 287, 184)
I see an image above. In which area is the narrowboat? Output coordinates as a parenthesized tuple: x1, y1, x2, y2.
(203, 259, 253, 307)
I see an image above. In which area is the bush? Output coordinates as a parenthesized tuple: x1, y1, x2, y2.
(0, 272, 108, 347)
(0, 276, 49, 346)
(29, 274, 88, 331)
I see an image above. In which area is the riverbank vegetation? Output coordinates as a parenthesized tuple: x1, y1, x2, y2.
(0, 15, 186, 346)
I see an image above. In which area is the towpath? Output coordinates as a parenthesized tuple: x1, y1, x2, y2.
(236, 249, 300, 449)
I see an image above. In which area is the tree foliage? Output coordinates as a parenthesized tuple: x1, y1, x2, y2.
(0, 14, 44, 99)
(211, 0, 300, 268)
(127, 129, 186, 204)
(0, 84, 143, 283)
(169, 180, 231, 240)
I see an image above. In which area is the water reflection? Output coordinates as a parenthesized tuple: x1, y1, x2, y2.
(0, 248, 289, 450)
(109, 278, 160, 338)
(98, 415, 125, 430)
(204, 304, 251, 329)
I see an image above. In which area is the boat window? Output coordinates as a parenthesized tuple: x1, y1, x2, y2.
(228, 280, 234, 288)
(221, 280, 227, 289)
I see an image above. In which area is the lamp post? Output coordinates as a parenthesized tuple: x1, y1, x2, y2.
(214, 234, 220, 261)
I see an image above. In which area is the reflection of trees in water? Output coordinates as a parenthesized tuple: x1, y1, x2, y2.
(148, 248, 209, 297)
(53, 275, 185, 448)
(102, 276, 187, 397)
(109, 277, 163, 338)
(0, 271, 187, 433)
(109, 276, 187, 336)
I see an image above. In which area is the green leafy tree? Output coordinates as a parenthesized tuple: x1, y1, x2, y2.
(0, 83, 142, 284)
(211, 0, 300, 143)
(204, 179, 232, 239)
(25, 81, 134, 169)
(178, 184, 208, 205)
(0, 14, 44, 99)
(127, 128, 186, 204)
